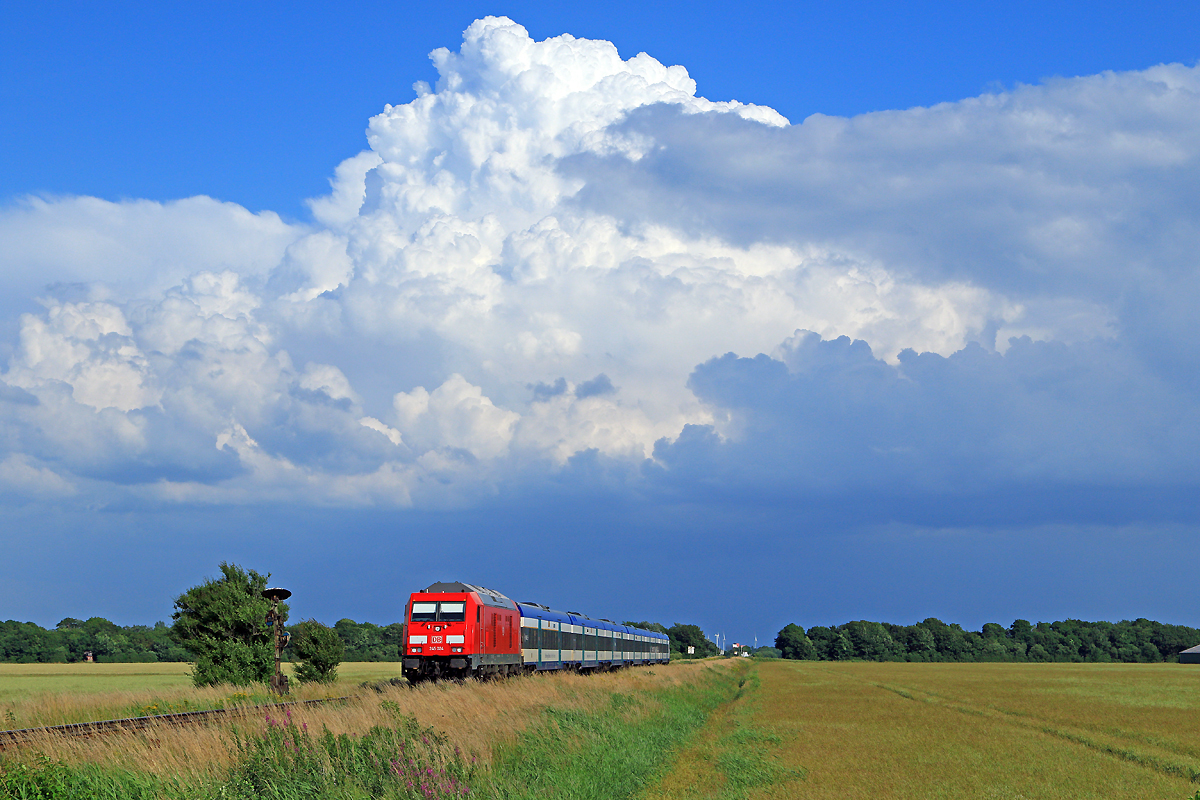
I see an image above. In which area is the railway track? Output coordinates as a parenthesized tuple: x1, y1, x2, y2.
(0, 696, 350, 752)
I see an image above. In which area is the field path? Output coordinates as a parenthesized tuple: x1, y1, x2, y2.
(644, 660, 1200, 799)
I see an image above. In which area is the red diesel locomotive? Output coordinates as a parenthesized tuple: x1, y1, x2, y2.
(401, 581, 670, 682)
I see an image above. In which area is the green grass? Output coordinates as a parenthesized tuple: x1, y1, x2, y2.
(483, 664, 742, 800)
(0, 662, 406, 705)
(0, 664, 194, 704)
(642, 665, 802, 800)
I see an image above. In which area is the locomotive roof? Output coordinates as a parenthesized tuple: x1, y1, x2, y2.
(418, 581, 518, 610)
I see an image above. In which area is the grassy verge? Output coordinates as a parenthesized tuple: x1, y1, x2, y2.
(1, 662, 733, 799)
(642, 662, 802, 800)
(484, 664, 741, 799)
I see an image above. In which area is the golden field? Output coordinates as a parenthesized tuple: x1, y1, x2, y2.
(651, 660, 1200, 799)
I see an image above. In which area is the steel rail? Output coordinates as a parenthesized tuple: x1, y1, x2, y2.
(0, 696, 350, 751)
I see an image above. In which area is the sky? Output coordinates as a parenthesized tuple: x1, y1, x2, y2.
(3, 2, 1200, 646)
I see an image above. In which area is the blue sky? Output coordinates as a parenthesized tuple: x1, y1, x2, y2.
(5, 2, 1199, 217)
(2, 3, 1200, 644)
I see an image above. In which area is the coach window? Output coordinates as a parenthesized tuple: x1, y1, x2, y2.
(411, 602, 437, 622)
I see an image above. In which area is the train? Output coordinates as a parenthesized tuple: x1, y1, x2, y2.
(401, 581, 671, 682)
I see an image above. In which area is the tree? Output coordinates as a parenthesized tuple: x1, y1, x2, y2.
(775, 623, 816, 660)
(843, 621, 902, 661)
(172, 562, 286, 687)
(900, 625, 937, 661)
(807, 626, 853, 660)
(667, 624, 718, 657)
(292, 620, 344, 684)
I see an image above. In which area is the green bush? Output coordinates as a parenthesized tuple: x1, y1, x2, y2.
(190, 638, 275, 687)
(171, 563, 284, 687)
(292, 619, 345, 684)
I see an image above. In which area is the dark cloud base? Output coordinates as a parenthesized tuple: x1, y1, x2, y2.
(3, 490, 1196, 644)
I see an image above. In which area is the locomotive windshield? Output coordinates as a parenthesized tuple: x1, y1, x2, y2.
(410, 601, 465, 622)
(440, 602, 466, 621)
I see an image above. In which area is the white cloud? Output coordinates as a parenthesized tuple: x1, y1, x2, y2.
(393, 374, 519, 460)
(0, 455, 76, 498)
(0, 19, 1197, 513)
(6, 301, 158, 412)
(0, 195, 304, 303)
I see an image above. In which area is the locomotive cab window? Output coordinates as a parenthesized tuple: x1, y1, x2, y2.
(440, 602, 466, 621)
(411, 602, 465, 622)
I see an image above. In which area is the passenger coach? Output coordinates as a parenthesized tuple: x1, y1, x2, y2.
(401, 581, 670, 682)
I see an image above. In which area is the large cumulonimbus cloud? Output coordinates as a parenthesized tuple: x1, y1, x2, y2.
(1, 16, 1198, 514)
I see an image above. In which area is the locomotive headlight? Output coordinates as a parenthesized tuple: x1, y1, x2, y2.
(452, 647, 463, 653)
(413, 646, 422, 653)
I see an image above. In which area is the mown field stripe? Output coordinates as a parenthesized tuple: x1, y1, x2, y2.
(639, 663, 806, 800)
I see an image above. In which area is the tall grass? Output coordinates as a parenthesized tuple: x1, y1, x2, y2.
(0, 709, 478, 799)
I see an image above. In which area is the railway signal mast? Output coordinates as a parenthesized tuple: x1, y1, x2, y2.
(262, 587, 292, 695)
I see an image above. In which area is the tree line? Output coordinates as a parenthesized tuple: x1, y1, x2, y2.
(0, 615, 721, 665)
(0, 617, 190, 664)
(0, 615, 408, 665)
(773, 618, 1200, 663)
